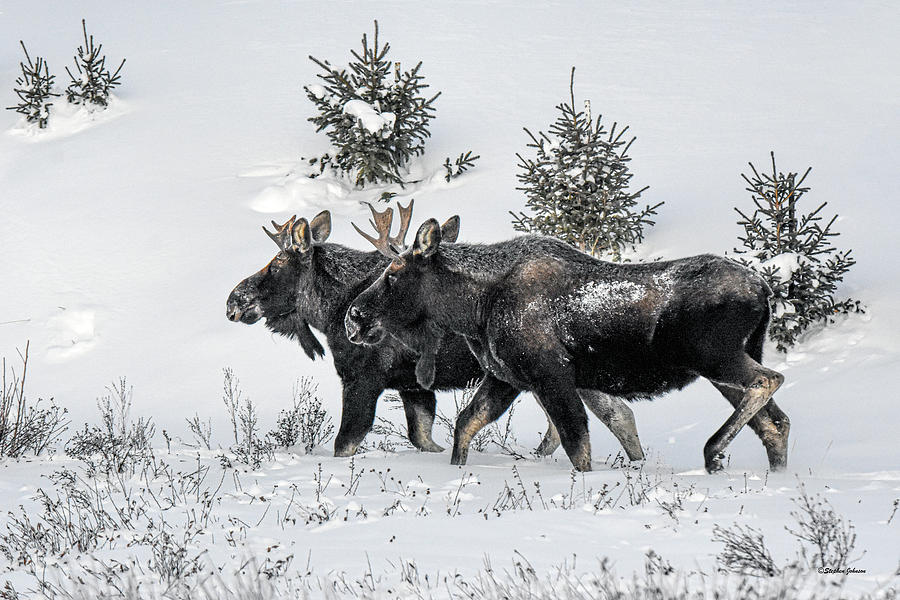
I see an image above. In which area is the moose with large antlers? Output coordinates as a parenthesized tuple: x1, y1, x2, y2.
(345, 212, 790, 473)
(226, 201, 644, 461)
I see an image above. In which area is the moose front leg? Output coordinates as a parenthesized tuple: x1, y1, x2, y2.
(533, 401, 561, 456)
(534, 379, 592, 472)
(333, 379, 383, 457)
(398, 389, 444, 453)
(451, 375, 519, 466)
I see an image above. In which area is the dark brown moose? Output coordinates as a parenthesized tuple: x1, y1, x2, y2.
(226, 202, 644, 460)
(345, 214, 789, 473)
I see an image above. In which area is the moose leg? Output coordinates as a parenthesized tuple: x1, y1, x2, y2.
(333, 379, 383, 457)
(533, 398, 561, 457)
(580, 391, 644, 462)
(451, 375, 519, 466)
(703, 357, 785, 473)
(711, 383, 790, 471)
(399, 389, 445, 453)
(535, 392, 643, 462)
(534, 392, 591, 472)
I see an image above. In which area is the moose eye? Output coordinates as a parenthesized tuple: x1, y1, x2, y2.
(386, 272, 398, 286)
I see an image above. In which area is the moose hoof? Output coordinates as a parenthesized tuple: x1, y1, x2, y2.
(415, 439, 445, 453)
(334, 444, 359, 458)
(627, 447, 646, 462)
(767, 453, 788, 472)
(573, 460, 592, 472)
(704, 454, 726, 474)
(450, 451, 468, 466)
(534, 435, 560, 457)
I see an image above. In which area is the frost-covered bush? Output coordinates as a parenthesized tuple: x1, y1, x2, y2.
(786, 484, 860, 572)
(713, 523, 780, 576)
(65, 378, 155, 475)
(304, 20, 440, 186)
(6, 41, 59, 128)
(268, 376, 334, 453)
(222, 367, 274, 469)
(65, 19, 125, 107)
(511, 68, 660, 261)
(1, 342, 69, 458)
(734, 152, 861, 351)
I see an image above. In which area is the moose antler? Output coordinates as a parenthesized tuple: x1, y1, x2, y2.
(352, 199, 416, 261)
(263, 216, 296, 251)
(390, 199, 414, 250)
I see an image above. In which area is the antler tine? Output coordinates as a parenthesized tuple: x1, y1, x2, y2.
(262, 215, 297, 250)
(263, 225, 281, 246)
(352, 202, 402, 260)
(366, 203, 394, 236)
(389, 199, 414, 250)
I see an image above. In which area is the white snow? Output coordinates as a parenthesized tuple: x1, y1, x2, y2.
(757, 252, 804, 281)
(306, 83, 327, 99)
(343, 99, 396, 136)
(1, 1, 898, 595)
(575, 279, 647, 312)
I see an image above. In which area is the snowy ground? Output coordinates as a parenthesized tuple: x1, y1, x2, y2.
(1, 1, 898, 597)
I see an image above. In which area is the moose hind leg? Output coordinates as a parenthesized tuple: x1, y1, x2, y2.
(399, 389, 444, 453)
(580, 390, 644, 462)
(711, 383, 790, 471)
(703, 357, 785, 473)
(451, 375, 519, 466)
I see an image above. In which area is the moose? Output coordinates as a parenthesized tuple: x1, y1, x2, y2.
(226, 201, 644, 461)
(345, 213, 790, 473)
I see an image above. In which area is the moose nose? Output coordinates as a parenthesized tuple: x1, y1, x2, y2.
(226, 305, 242, 322)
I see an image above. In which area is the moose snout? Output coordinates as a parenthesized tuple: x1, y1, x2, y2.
(226, 288, 263, 325)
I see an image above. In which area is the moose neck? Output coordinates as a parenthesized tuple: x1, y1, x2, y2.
(306, 244, 388, 333)
(427, 243, 510, 339)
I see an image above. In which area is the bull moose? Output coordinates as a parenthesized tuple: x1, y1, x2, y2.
(345, 213, 789, 473)
(226, 202, 644, 460)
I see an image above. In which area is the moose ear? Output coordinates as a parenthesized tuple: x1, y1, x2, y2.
(440, 215, 460, 243)
(412, 219, 442, 258)
(309, 210, 331, 243)
(291, 218, 312, 253)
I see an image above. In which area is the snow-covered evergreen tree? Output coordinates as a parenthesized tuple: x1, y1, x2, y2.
(7, 41, 58, 128)
(734, 152, 862, 351)
(65, 19, 125, 107)
(304, 21, 440, 187)
(511, 68, 660, 260)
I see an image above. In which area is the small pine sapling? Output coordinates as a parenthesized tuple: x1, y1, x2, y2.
(304, 20, 440, 187)
(443, 151, 480, 182)
(733, 152, 862, 351)
(7, 42, 59, 128)
(511, 68, 660, 261)
(65, 19, 125, 107)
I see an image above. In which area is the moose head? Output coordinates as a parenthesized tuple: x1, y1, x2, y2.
(345, 216, 455, 350)
(226, 211, 332, 359)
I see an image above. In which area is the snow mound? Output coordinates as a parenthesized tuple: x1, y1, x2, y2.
(6, 95, 130, 142)
(245, 157, 467, 216)
(45, 307, 98, 361)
